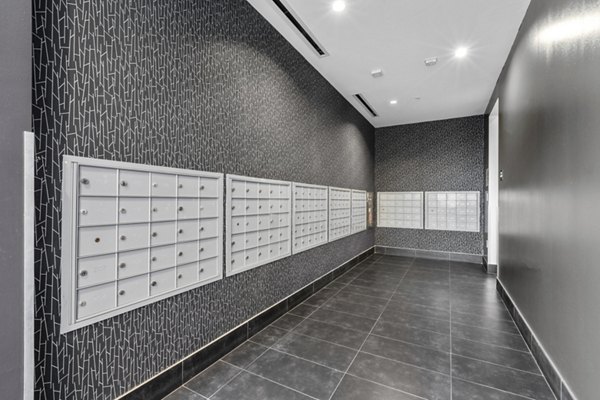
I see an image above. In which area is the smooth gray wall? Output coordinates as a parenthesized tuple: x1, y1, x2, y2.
(0, 0, 30, 398)
(486, 0, 600, 398)
(375, 116, 486, 255)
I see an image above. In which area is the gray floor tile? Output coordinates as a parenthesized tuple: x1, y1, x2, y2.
(452, 337, 540, 374)
(273, 332, 358, 371)
(451, 323, 529, 352)
(332, 374, 422, 400)
(247, 349, 343, 400)
(211, 371, 312, 400)
(373, 320, 450, 352)
(451, 301, 512, 321)
(390, 291, 450, 310)
(184, 361, 241, 398)
(451, 310, 519, 335)
(332, 290, 390, 308)
(452, 378, 532, 399)
(340, 284, 395, 299)
(452, 355, 556, 399)
(292, 318, 368, 349)
(249, 325, 288, 347)
(348, 352, 451, 400)
(288, 303, 318, 318)
(164, 387, 207, 400)
(362, 334, 450, 374)
(322, 297, 385, 319)
(221, 341, 269, 368)
(271, 314, 304, 331)
(385, 300, 450, 320)
(304, 288, 339, 306)
(309, 308, 377, 333)
(350, 277, 399, 291)
(379, 309, 450, 334)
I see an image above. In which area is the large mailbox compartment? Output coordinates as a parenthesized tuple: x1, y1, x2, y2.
(60, 156, 224, 333)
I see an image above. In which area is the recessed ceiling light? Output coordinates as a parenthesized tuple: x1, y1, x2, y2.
(390, 100, 398, 105)
(455, 47, 469, 58)
(371, 69, 384, 78)
(424, 57, 438, 67)
(332, 1, 346, 12)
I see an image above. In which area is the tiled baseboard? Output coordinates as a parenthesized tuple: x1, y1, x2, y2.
(375, 245, 483, 264)
(496, 280, 577, 400)
(117, 246, 375, 400)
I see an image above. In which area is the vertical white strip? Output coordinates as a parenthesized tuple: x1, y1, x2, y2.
(488, 100, 500, 266)
(23, 131, 35, 400)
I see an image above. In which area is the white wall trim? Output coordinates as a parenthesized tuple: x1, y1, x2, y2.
(488, 99, 500, 265)
(23, 131, 35, 400)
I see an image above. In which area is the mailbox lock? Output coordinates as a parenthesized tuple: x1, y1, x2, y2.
(199, 227, 204, 231)
(119, 263, 126, 269)
(179, 206, 184, 211)
(178, 183, 183, 188)
(178, 274, 183, 279)
(200, 268, 204, 273)
(178, 252, 183, 257)
(151, 281, 157, 287)
(80, 301, 87, 307)
(178, 229, 183, 234)
(120, 180, 128, 187)
(152, 232, 157, 237)
(151, 256, 157, 262)
(80, 178, 90, 185)
(152, 208, 158, 212)
(120, 208, 127, 214)
(200, 185, 205, 190)
(79, 270, 88, 277)
(152, 183, 158, 187)
(200, 247, 204, 252)
(246, 188, 249, 193)
(119, 290, 126, 296)
(120, 235, 127, 241)
(245, 256, 249, 260)
(259, 252, 262, 256)
(231, 206, 235, 210)
(232, 241, 236, 245)
(80, 209, 88, 215)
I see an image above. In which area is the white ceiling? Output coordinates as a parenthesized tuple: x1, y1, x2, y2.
(246, 0, 530, 127)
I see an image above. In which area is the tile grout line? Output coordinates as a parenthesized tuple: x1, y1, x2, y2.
(326, 259, 411, 400)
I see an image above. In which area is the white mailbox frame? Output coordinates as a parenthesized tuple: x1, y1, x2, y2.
(328, 186, 353, 242)
(292, 182, 329, 254)
(351, 189, 367, 234)
(424, 191, 480, 232)
(60, 156, 224, 333)
(377, 191, 424, 229)
(225, 174, 292, 276)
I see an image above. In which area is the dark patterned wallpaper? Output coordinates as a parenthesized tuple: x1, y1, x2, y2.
(32, 0, 374, 399)
(375, 116, 486, 254)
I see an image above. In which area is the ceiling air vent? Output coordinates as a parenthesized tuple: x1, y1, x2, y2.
(353, 94, 378, 117)
(272, 0, 329, 57)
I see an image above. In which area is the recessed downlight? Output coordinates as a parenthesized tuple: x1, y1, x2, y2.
(455, 47, 469, 58)
(390, 100, 398, 105)
(332, 1, 346, 12)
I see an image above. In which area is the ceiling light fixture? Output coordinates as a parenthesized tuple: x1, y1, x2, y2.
(390, 100, 398, 105)
(455, 47, 469, 58)
(332, 1, 346, 12)
(371, 69, 384, 78)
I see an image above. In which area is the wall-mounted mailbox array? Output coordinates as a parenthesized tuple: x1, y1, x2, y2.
(351, 190, 367, 233)
(225, 175, 292, 276)
(377, 192, 424, 229)
(292, 183, 329, 254)
(425, 191, 480, 232)
(61, 156, 224, 333)
(328, 187, 352, 241)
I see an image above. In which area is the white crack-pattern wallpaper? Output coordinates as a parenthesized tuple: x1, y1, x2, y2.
(375, 116, 486, 255)
(32, 0, 375, 398)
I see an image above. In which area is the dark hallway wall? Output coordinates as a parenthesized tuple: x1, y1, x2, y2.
(487, 0, 600, 398)
(32, 0, 374, 398)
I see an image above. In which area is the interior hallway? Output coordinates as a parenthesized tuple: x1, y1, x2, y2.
(165, 254, 554, 400)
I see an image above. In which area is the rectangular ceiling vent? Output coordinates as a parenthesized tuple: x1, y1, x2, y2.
(272, 0, 329, 57)
(353, 94, 378, 117)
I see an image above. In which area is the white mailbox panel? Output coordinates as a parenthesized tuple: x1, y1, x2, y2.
(61, 156, 224, 333)
(351, 190, 367, 234)
(225, 175, 292, 276)
(328, 187, 352, 241)
(425, 191, 480, 232)
(292, 182, 329, 254)
(377, 192, 424, 229)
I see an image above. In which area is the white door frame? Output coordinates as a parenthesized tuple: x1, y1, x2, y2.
(488, 100, 500, 267)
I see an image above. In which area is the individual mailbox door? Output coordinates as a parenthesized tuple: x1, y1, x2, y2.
(77, 283, 116, 320)
(201, 198, 219, 218)
(119, 198, 150, 224)
(231, 233, 244, 253)
(177, 219, 200, 242)
(150, 268, 176, 296)
(245, 248, 258, 266)
(230, 199, 245, 217)
(199, 257, 219, 281)
(230, 180, 245, 197)
(176, 263, 199, 288)
(177, 241, 199, 265)
(199, 237, 218, 260)
(150, 221, 177, 247)
(79, 166, 117, 196)
(244, 231, 258, 248)
(78, 226, 117, 258)
(117, 275, 148, 306)
(151, 198, 177, 221)
(79, 197, 117, 227)
(118, 224, 149, 252)
(151, 173, 177, 197)
(178, 175, 199, 197)
(231, 216, 245, 234)
(230, 251, 245, 270)
(150, 244, 176, 271)
(245, 182, 258, 197)
(257, 245, 269, 263)
(77, 254, 116, 288)
(119, 170, 150, 197)
(200, 177, 220, 198)
(117, 249, 149, 279)
(199, 218, 218, 239)
(177, 198, 199, 220)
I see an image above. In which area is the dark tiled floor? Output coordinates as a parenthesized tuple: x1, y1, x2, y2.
(165, 254, 556, 400)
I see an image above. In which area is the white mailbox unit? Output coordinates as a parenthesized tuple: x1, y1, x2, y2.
(328, 187, 352, 241)
(60, 156, 224, 333)
(351, 190, 367, 233)
(377, 191, 424, 229)
(425, 191, 480, 232)
(292, 182, 329, 254)
(226, 175, 292, 276)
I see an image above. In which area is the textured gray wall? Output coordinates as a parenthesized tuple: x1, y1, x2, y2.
(374, 116, 486, 255)
(0, 0, 30, 398)
(486, 0, 600, 398)
(32, 0, 374, 398)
